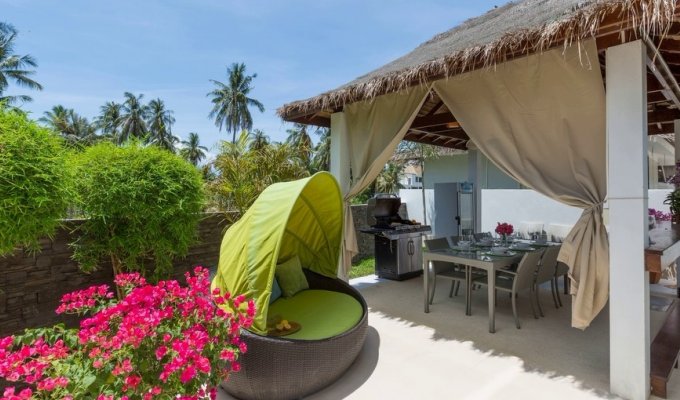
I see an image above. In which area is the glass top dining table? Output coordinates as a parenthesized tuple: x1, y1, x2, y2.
(422, 240, 560, 333)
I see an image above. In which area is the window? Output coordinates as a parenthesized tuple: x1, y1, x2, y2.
(660, 165, 675, 183)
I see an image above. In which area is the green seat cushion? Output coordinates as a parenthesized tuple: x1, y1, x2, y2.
(267, 289, 363, 340)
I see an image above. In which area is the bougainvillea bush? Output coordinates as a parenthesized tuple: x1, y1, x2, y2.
(0, 267, 254, 399)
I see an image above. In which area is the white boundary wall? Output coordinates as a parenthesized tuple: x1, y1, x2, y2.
(399, 188, 672, 233)
(480, 190, 581, 233)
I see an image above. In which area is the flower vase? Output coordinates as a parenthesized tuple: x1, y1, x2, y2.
(501, 234, 508, 246)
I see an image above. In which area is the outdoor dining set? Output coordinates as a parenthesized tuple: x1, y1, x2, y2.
(422, 233, 569, 333)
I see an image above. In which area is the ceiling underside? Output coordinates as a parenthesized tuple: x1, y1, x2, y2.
(289, 14, 680, 150)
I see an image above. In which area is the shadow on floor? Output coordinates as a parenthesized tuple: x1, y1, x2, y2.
(356, 274, 616, 397)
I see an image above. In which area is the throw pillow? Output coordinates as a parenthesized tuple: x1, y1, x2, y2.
(275, 256, 309, 298)
(269, 277, 282, 304)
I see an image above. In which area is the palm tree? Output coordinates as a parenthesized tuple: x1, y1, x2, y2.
(211, 131, 308, 215)
(119, 92, 148, 143)
(180, 132, 208, 166)
(249, 129, 269, 151)
(0, 22, 42, 105)
(376, 162, 404, 194)
(146, 98, 177, 152)
(66, 113, 97, 147)
(286, 123, 314, 169)
(39, 105, 71, 133)
(39, 105, 97, 147)
(312, 128, 330, 172)
(95, 101, 123, 143)
(207, 62, 264, 143)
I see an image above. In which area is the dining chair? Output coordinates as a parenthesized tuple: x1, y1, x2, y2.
(448, 235, 484, 291)
(424, 238, 484, 305)
(447, 235, 462, 247)
(473, 232, 493, 241)
(473, 249, 544, 329)
(546, 223, 572, 243)
(534, 245, 561, 316)
(554, 262, 570, 307)
(517, 221, 544, 240)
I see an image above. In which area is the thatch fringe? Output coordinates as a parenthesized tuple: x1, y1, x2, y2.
(278, 0, 677, 120)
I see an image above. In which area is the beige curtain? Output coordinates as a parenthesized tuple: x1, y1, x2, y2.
(433, 39, 608, 329)
(339, 86, 430, 279)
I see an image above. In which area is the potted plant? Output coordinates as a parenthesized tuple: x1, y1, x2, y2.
(0, 267, 254, 399)
(664, 191, 680, 224)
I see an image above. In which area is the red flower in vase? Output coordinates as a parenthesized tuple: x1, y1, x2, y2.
(495, 222, 514, 236)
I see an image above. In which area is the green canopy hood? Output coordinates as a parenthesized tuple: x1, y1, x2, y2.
(211, 172, 344, 334)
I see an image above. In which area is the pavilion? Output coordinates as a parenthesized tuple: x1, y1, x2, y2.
(278, 1, 680, 399)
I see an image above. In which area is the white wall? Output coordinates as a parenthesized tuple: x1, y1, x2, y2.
(399, 188, 673, 233)
(649, 189, 672, 212)
(480, 190, 582, 233)
(424, 155, 469, 189)
(424, 153, 520, 190)
(399, 189, 433, 225)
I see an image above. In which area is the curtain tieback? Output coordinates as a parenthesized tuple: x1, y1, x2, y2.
(586, 199, 606, 211)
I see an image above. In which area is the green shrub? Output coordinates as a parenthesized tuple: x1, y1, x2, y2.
(210, 131, 308, 216)
(0, 108, 70, 254)
(70, 142, 205, 279)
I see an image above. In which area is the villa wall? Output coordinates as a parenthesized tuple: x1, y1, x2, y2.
(0, 213, 230, 336)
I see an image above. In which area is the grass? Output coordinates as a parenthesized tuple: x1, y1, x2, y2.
(350, 257, 375, 279)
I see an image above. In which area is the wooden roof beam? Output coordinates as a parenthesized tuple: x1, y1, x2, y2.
(403, 134, 460, 149)
(644, 35, 680, 110)
(648, 109, 680, 124)
(649, 122, 674, 135)
(410, 112, 457, 129)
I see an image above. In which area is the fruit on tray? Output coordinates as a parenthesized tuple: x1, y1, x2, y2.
(276, 319, 292, 331)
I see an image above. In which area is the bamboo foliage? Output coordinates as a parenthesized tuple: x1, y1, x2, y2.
(0, 107, 71, 255)
(69, 142, 205, 279)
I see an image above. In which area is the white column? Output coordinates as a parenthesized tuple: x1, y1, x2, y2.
(330, 112, 351, 195)
(606, 40, 650, 400)
(467, 148, 483, 232)
(647, 140, 657, 189)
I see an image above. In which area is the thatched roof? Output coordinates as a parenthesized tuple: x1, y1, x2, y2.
(278, 0, 677, 121)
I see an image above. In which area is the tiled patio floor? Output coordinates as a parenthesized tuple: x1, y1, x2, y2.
(220, 274, 677, 399)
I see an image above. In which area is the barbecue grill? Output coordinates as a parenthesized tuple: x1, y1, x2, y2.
(360, 194, 432, 280)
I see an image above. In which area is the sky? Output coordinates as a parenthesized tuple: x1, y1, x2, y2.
(2, 0, 501, 152)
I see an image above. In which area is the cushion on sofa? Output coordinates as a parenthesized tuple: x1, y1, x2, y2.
(275, 256, 309, 298)
(269, 278, 282, 304)
(268, 289, 362, 340)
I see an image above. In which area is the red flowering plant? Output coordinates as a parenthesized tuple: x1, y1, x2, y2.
(495, 222, 514, 237)
(0, 267, 254, 399)
(649, 208, 672, 222)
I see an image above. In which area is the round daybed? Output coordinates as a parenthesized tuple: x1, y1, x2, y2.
(211, 172, 368, 400)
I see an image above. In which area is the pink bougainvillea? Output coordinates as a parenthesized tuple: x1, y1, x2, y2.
(649, 208, 672, 222)
(0, 267, 253, 399)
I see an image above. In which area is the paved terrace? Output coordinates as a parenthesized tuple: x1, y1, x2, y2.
(220, 275, 678, 399)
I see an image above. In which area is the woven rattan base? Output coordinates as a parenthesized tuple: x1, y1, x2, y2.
(222, 270, 368, 400)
